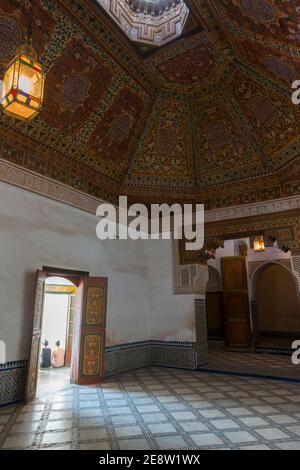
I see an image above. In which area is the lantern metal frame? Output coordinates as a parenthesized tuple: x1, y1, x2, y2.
(1, 0, 45, 122)
(1, 43, 45, 121)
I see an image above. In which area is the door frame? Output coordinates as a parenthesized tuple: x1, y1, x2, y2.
(26, 267, 109, 402)
(44, 282, 77, 367)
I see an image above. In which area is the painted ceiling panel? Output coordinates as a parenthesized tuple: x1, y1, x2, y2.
(0, 0, 299, 209)
(40, 38, 115, 135)
(129, 99, 193, 181)
(228, 69, 300, 157)
(195, 91, 264, 186)
(215, 0, 298, 46)
(86, 86, 151, 173)
(232, 39, 300, 87)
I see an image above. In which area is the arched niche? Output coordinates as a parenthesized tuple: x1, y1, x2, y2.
(250, 260, 300, 301)
(250, 261, 300, 348)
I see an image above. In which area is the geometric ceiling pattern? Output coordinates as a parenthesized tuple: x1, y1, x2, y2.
(0, 0, 299, 210)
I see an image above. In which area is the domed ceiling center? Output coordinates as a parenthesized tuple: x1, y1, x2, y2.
(96, 0, 189, 47)
(125, 0, 181, 16)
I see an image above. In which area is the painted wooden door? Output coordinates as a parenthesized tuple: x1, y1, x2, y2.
(221, 257, 251, 349)
(71, 277, 107, 385)
(25, 270, 46, 402)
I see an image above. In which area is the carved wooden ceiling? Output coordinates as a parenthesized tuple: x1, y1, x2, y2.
(0, 0, 299, 209)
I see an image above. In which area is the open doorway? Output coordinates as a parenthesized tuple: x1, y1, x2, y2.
(37, 276, 77, 396)
(26, 269, 108, 402)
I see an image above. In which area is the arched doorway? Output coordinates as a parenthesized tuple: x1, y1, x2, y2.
(254, 263, 300, 350)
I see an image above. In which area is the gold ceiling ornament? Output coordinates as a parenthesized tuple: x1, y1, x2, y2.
(0, 1, 45, 121)
(253, 235, 265, 252)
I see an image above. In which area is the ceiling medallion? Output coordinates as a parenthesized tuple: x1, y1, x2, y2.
(60, 73, 89, 110)
(239, 0, 277, 23)
(156, 127, 178, 155)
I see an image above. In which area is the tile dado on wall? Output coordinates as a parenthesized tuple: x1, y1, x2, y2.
(105, 340, 199, 377)
(0, 361, 27, 407)
(0, 342, 204, 406)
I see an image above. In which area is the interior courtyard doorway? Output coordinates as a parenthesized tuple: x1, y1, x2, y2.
(37, 276, 76, 396)
(25, 269, 108, 402)
(253, 262, 300, 352)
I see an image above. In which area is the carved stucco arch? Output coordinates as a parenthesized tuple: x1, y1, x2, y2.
(249, 260, 300, 301)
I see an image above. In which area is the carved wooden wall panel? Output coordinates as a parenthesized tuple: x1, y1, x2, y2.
(222, 257, 247, 291)
(221, 257, 251, 349)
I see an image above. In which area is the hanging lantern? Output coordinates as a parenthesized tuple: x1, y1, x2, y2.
(1, 42, 44, 121)
(253, 235, 265, 252)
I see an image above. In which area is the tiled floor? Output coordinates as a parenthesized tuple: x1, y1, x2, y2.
(1, 366, 300, 450)
(202, 349, 300, 381)
(37, 367, 73, 397)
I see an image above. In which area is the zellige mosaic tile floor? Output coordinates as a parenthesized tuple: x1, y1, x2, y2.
(1, 366, 300, 450)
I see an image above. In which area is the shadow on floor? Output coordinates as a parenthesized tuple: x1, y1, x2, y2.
(201, 343, 300, 381)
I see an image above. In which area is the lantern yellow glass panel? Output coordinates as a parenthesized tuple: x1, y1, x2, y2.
(253, 236, 265, 252)
(1, 52, 44, 121)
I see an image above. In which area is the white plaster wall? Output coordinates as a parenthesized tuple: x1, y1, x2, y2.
(247, 245, 291, 262)
(149, 239, 200, 343)
(0, 182, 152, 362)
